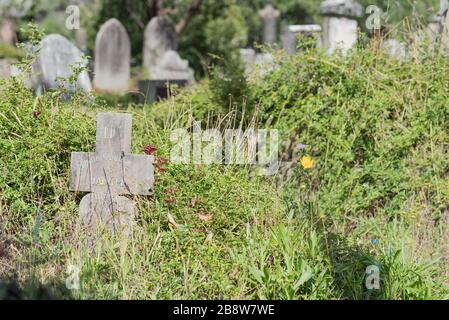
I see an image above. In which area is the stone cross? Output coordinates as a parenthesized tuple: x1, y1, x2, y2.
(94, 18, 131, 94)
(70, 113, 154, 237)
(259, 2, 281, 45)
(318, 0, 363, 54)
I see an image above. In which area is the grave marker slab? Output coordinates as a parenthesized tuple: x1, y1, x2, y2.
(70, 113, 154, 238)
(35, 34, 92, 93)
(94, 19, 131, 94)
(318, 0, 363, 54)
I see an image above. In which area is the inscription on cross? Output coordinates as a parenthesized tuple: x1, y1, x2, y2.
(70, 113, 154, 237)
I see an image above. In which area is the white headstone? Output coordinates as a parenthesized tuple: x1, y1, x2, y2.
(142, 17, 194, 84)
(35, 34, 92, 93)
(94, 18, 130, 94)
(143, 16, 177, 74)
(319, 0, 363, 54)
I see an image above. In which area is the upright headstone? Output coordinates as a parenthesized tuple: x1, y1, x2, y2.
(318, 0, 363, 54)
(259, 1, 281, 45)
(143, 16, 177, 73)
(70, 113, 154, 239)
(282, 25, 322, 54)
(94, 18, 130, 94)
(240, 48, 257, 74)
(35, 34, 92, 93)
(140, 16, 194, 103)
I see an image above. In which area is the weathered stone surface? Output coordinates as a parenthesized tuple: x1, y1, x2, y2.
(35, 34, 92, 93)
(259, 3, 281, 45)
(94, 18, 130, 94)
(79, 193, 135, 237)
(321, 16, 358, 54)
(142, 17, 194, 85)
(70, 113, 154, 238)
(318, 0, 363, 18)
(70, 113, 154, 195)
(143, 16, 177, 72)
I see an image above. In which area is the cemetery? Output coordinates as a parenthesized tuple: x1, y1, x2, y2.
(0, 0, 448, 300)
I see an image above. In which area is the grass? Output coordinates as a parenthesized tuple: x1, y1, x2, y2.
(0, 31, 448, 300)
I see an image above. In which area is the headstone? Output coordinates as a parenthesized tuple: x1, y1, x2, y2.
(140, 17, 194, 103)
(240, 48, 256, 74)
(70, 113, 154, 239)
(94, 18, 130, 94)
(259, 2, 281, 45)
(143, 16, 177, 73)
(318, 0, 363, 54)
(282, 25, 322, 54)
(35, 34, 92, 93)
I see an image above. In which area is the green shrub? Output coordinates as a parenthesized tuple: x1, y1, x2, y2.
(0, 44, 23, 60)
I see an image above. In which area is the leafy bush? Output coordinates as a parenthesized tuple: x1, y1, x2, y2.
(251, 40, 449, 223)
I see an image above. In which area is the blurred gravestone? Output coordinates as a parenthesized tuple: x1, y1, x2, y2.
(318, 0, 363, 54)
(70, 113, 154, 240)
(35, 34, 92, 93)
(140, 16, 194, 103)
(94, 18, 130, 94)
(259, 2, 280, 45)
(282, 25, 322, 54)
(143, 16, 177, 72)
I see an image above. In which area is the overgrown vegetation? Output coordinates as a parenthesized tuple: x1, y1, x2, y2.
(0, 24, 448, 299)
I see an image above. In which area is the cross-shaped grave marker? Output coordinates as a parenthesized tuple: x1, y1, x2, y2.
(70, 113, 154, 237)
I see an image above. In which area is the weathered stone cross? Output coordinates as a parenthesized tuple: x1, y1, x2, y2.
(70, 113, 154, 237)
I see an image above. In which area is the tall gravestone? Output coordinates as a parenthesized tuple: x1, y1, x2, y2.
(94, 18, 130, 94)
(70, 113, 154, 240)
(259, 2, 281, 45)
(282, 25, 323, 54)
(143, 16, 177, 73)
(140, 16, 194, 104)
(35, 34, 92, 93)
(318, 0, 363, 54)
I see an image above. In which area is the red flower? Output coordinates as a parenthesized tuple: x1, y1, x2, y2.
(144, 145, 157, 155)
(164, 197, 176, 204)
(164, 188, 177, 195)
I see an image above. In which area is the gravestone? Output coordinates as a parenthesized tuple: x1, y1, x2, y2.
(35, 34, 92, 93)
(240, 48, 256, 74)
(259, 2, 281, 45)
(282, 25, 322, 54)
(318, 0, 363, 54)
(70, 113, 154, 239)
(143, 16, 177, 73)
(140, 17, 194, 103)
(94, 18, 130, 94)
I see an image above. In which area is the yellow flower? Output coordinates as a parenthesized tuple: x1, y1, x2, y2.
(300, 156, 314, 169)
